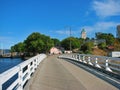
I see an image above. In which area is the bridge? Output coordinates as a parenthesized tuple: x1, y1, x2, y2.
(0, 54, 120, 90)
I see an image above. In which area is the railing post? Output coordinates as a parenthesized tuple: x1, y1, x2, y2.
(88, 57, 93, 65)
(28, 64, 31, 80)
(105, 59, 112, 72)
(79, 55, 82, 62)
(74, 54, 76, 60)
(95, 57, 101, 68)
(72, 54, 74, 59)
(72, 55, 73, 59)
(71, 54, 73, 58)
(73, 54, 75, 60)
(83, 56, 87, 63)
(33, 60, 35, 72)
(18, 66, 23, 90)
(36, 58, 39, 66)
(70, 55, 72, 59)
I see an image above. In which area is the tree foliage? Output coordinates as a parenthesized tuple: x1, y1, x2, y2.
(61, 37, 80, 50)
(80, 41, 94, 54)
(11, 32, 54, 55)
(113, 38, 120, 51)
(96, 33, 115, 45)
(24, 32, 54, 54)
(11, 42, 25, 53)
(98, 42, 106, 50)
(52, 38, 60, 47)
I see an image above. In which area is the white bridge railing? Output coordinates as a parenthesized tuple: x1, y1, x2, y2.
(0, 54, 46, 90)
(59, 54, 120, 74)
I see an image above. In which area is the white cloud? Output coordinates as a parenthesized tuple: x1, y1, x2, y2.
(81, 21, 120, 37)
(92, 0, 120, 17)
(94, 22, 117, 31)
(55, 30, 70, 35)
(51, 21, 120, 38)
(85, 22, 119, 32)
(53, 29, 80, 36)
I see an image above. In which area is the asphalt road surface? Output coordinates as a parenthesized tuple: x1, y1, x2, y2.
(24, 55, 118, 90)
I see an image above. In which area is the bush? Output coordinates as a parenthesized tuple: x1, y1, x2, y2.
(98, 42, 106, 50)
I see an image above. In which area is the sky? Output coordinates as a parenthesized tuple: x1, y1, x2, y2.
(0, 0, 120, 49)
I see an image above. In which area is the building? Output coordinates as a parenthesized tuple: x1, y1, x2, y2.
(117, 25, 120, 38)
(85, 39, 106, 46)
(50, 47, 62, 54)
(81, 29, 86, 39)
(93, 39, 106, 46)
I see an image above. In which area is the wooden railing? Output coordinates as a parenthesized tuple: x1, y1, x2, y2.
(0, 54, 46, 90)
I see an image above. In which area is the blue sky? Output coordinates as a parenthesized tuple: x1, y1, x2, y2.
(0, 0, 120, 49)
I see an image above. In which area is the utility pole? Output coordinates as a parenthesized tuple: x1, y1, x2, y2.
(65, 26, 72, 52)
(69, 27, 72, 52)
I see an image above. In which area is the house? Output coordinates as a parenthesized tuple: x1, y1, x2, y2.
(50, 47, 62, 54)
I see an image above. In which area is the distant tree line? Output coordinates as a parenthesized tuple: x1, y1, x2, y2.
(11, 32, 120, 56)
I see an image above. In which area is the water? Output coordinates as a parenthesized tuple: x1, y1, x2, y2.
(0, 58, 23, 74)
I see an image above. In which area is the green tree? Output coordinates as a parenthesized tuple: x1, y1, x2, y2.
(52, 38, 60, 47)
(24, 32, 54, 55)
(114, 38, 120, 51)
(11, 42, 25, 53)
(96, 33, 115, 45)
(98, 42, 106, 50)
(11, 32, 54, 56)
(80, 41, 94, 54)
(61, 37, 80, 50)
(43, 36, 54, 53)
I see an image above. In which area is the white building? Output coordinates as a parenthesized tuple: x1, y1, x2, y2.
(81, 29, 86, 39)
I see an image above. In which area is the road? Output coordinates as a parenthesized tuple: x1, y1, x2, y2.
(24, 55, 118, 90)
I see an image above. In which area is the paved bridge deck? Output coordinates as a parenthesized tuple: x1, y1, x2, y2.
(25, 55, 117, 90)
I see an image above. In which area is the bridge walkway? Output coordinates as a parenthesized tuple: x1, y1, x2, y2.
(25, 55, 117, 90)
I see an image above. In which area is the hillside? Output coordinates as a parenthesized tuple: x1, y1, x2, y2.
(92, 47, 107, 56)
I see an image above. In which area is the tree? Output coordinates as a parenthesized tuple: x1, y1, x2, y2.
(24, 32, 41, 54)
(98, 42, 106, 50)
(11, 42, 25, 53)
(11, 32, 54, 56)
(85, 37, 90, 41)
(114, 38, 120, 51)
(80, 41, 94, 54)
(52, 38, 60, 47)
(61, 37, 80, 50)
(24, 32, 54, 55)
(96, 33, 115, 45)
